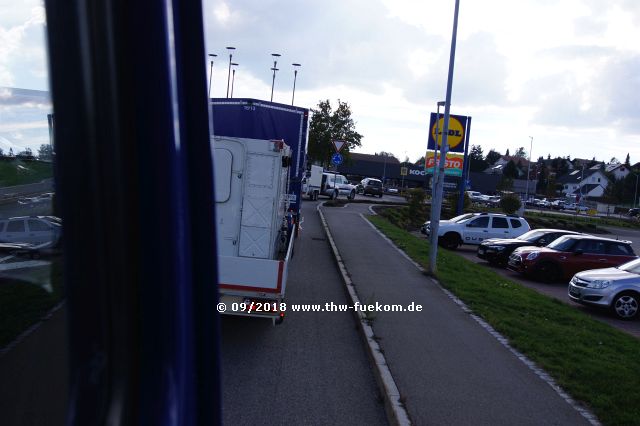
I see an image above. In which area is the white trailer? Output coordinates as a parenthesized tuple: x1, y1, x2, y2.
(213, 136, 295, 324)
(302, 164, 323, 200)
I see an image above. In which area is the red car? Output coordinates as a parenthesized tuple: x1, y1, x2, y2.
(507, 235, 637, 282)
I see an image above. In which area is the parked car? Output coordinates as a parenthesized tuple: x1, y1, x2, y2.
(466, 191, 485, 203)
(563, 203, 589, 212)
(628, 208, 640, 217)
(360, 178, 383, 197)
(569, 258, 640, 320)
(508, 235, 637, 282)
(0, 216, 63, 247)
(551, 200, 565, 210)
(422, 212, 530, 250)
(477, 229, 581, 266)
(17, 192, 54, 206)
(386, 187, 399, 194)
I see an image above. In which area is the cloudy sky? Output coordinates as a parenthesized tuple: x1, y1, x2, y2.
(1, 0, 639, 164)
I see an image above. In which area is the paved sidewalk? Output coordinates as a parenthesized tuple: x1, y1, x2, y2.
(322, 203, 591, 425)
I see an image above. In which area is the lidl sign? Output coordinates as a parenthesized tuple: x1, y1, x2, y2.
(427, 113, 471, 153)
(425, 151, 464, 176)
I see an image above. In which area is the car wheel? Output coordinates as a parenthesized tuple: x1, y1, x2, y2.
(348, 190, 355, 200)
(330, 190, 338, 200)
(535, 261, 561, 283)
(611, 291, 639, 320)
(440, 232, 460, 250)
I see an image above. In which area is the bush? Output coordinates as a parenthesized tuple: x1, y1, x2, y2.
(500, 193, 522, 214)
(405, 188, 426, 220)
(447, 191, 470, 215)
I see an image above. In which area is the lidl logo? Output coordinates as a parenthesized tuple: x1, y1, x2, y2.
(427, 113, 470, 153)
(431, 117, 464, 150)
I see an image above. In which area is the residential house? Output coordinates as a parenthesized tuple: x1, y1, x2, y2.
(556, 168, 609, 199)
(484, 155, 529, 177)
(604, 163, 631, 180)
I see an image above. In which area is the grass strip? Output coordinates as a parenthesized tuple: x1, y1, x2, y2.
(368, 215, 640, 426)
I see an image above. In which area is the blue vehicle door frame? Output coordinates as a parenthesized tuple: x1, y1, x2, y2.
(45, 0, 221, 423)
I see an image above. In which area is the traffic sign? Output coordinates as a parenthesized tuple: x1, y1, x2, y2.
(332, 140, 346, 153)
(400, 167, 408, 176)
(331, 153, 343, 165)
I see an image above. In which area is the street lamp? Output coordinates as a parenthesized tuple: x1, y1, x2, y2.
(291, 63, 301, 105)
(225, 46, 236, 98)
(270, 53, 281, 102)
(230, 62, 238, 98)
(208, 53, 217, 98)
(524, 136, 533, 210)
(633, 172, 639, 209)
(428, 0, 460, 274)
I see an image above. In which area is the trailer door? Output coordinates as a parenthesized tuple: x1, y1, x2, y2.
(239, 152, 278, 259)
(214, 139, 245, 257)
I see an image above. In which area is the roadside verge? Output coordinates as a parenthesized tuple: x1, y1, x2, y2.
(367, 213, 640, 426)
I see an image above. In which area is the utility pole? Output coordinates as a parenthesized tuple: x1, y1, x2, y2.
(428, 0, 460, 274)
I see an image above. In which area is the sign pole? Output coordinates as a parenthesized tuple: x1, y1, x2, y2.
(456, 117, 471, 214)
(429, 0, 460, 274)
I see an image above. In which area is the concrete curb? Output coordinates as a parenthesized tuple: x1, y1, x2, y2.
(317, 203, 411, 426)
(360, 213, 601, 426)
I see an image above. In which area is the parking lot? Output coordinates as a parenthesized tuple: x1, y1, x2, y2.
(452, 244, 640, 338)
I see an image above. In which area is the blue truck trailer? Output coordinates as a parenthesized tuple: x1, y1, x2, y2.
(210, 98, 309, 216)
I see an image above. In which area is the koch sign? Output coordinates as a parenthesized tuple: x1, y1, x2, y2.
(427, 113, 471, 153)
(424, 151, 464, 176)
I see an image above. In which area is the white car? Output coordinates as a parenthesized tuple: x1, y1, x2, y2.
(421, 212, 531, 249)
(321, 173, 356, 199)
(0, 216, 62, 247)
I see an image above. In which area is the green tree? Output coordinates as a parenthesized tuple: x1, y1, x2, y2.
(485, 149, 501, 165)
(505, 148, 510, 157)
(38, 144, 53, 160)
(469, 144, 488, 172)
(514, 147, 527, 158)
(497, 176, 513, 191)
(308, 99, 363, 166)
(500, 193, 521, 214)
(503, 160, 519, 179)
(625, 153, 631, 166)
(536, 161, 547, 193)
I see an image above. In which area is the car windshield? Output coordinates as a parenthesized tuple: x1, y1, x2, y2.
(617, 258, 640, 274)
(450, 213, 475, 223)
(516, 230, 545, 242)
(368, 180, 381, 187)
(546, 236, 576, 251)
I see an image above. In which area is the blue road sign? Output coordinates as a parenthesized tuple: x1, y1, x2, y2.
(331, 153, 343, 165)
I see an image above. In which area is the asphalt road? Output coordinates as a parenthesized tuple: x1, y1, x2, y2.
(322, 203, 589, 425)
(221, 200, 387, 425)
(0, 306, 67, 425)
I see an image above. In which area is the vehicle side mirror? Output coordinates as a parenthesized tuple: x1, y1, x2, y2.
(574, 249, 583, 255)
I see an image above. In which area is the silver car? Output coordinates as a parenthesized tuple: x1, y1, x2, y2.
(568, 258, 640, 320)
